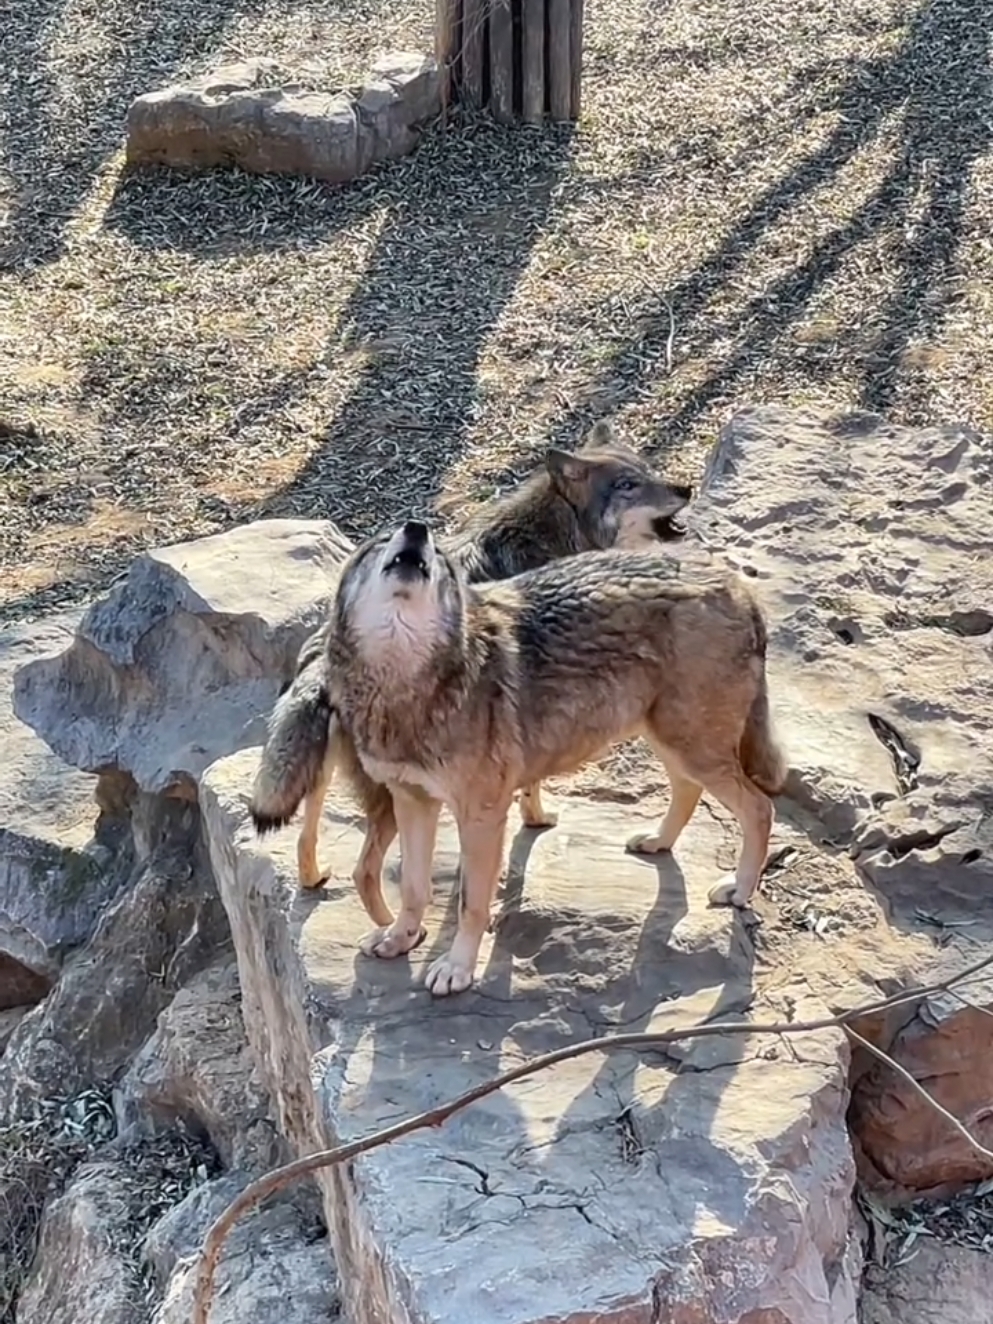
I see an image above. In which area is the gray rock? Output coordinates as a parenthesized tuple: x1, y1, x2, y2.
(202, 753, 861, 1324)
(147, 1170, 339, 1324)
(0, 613, 124, 1010)
(114, 959, 282, 1171)
(0, 794, 229, 1118)
(371, 52, 442, 124)
(688, 406, 993, 1197)
(12, 519, 353, 796)
(126, 54, 440, 184)
(0, 1006, 30, 1054)
(15, 1161, 145, 1324)
(860, 1238, 993, 1324)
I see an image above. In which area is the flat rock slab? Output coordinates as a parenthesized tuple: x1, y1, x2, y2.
(202, 751, 860, 1324)
(126, 53, 440, 183)
(692, 407, 993, 1195)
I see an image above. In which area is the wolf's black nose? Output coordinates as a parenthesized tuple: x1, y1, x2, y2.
(403, 519, 429, 546)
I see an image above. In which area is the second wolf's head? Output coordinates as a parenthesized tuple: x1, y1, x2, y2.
(335, 519, 468, 679)
(546, 420, 692, 548)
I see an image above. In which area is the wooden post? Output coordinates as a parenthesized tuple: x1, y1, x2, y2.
(489, 0, 515, 123)
(521, 0, 545, 123)
(569, 0, 584, 120)
(546, 0, 572, 122)
(462, 0, 485, 108)
(435, 0, 582, 122)
(435, 0, 460, 112)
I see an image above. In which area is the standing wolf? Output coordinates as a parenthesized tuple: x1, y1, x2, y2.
(250, 422, 692, 923)
(322, 519, 786, 997)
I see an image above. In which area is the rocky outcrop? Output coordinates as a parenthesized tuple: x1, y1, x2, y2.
(0, 792, 229, 1118)
(861, 1238, 993, 1324)
(0, 611, 119, 1012)
(125, 54, 440, 184)
(115, 959, 283, 1172)
(1, 606, 341, 1324)
(10, 405, 993, 1321)
(12, 519, 352, 797)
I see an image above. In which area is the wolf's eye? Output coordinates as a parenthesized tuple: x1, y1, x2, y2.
(613, 476, 639, 493)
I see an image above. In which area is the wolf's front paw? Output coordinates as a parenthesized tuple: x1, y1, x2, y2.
(625, 831, 670, 856)
(424, 953, 475, 997)
(360, 922, 426, 959)
(707, 874, 749, 908)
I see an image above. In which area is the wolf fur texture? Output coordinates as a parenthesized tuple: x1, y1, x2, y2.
(325, 519, 787, 997)
(249, 421, 693, 913)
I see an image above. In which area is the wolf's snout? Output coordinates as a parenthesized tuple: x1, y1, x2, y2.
(402, 519, 430, 547)
(673, 484, 693, 502)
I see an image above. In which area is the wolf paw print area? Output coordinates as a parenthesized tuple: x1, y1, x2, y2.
(8, 407, 993, 1324)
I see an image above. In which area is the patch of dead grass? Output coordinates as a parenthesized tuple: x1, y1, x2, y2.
(2, 0, 992, 620)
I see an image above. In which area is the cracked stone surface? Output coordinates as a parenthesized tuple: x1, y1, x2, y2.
(125, 53, 440, 183)
(202, 756, 863, 1324)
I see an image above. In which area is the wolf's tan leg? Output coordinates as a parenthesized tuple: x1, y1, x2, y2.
(425, 808, 509, 997)
(693, 765, 773, 908)
(360, 787, 441, 959)
(626, 742, 702, 856)
(297, 728, 343, 888)
(518, 780, 558, 829)
(352, 797, 398, 928)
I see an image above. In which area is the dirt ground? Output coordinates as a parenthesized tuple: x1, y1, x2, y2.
(2, 0, 991, 622)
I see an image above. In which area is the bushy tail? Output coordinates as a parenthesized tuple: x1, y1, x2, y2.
(740, 677, 788, 796)
(250, 658, 332, 834)
(739, 601, 787, 796)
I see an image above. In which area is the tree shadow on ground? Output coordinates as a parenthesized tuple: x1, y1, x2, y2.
(224, 119, 576, 535)
(543, 0, 992, 451)
(0, 0, 269, 271)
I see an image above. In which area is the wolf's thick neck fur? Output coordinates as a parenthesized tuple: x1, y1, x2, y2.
(446, 468, 595, 583)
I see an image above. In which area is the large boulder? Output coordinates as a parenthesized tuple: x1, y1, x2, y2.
(11, 519, 352, 797)
(125, 54, 440, 183)
(202, 760, 866, 1324)
(0, 793, 229, 1117)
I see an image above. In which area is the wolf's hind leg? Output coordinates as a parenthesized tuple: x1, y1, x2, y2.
(626, 740, 702, 856)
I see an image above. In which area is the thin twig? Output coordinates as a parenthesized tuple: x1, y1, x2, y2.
(845, 1024, 993, 1164)
(663, 297, 676, 371)
(192, 952, 993, 1324)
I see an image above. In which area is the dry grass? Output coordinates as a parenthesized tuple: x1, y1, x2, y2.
(2, 0, 991, 621)
(0, 1089, 218, 1322)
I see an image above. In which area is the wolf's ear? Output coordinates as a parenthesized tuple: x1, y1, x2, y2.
(545, 447, 595, 496)
(583, 419, 615, 449)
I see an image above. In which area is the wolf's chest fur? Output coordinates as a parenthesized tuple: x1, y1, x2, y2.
(342, 682, 467, 804)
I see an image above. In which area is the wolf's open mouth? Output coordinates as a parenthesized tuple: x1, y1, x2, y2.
(652, 514, 688, 541)
(384, 548, 429, 577)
